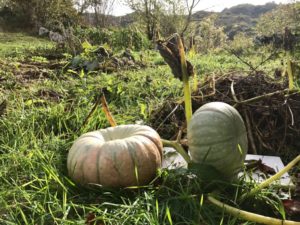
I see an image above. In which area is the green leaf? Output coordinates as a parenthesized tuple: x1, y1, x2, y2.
(67, 69, 78, 75)
(79, 69, 85, 78)
(82, 40, 92, 50)
(140, 102, 147, 119)
(165, 206, 173, 225)
(25, 99, 33, 106)
(117, 84, 123, 94)
(237, 144, 243, 155)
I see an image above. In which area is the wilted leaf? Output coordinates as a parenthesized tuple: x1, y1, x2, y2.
(85, 212, 105, 225)
(245, 159, 276, 175)
(157, 33, 194, 81)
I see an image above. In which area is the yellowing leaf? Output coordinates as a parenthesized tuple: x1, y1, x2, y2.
(82, 40, 92, 50)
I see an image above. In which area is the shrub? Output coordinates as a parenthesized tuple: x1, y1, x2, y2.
(73, 26, 151, 51)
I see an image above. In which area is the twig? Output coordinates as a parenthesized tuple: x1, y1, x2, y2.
(207, 195, 300, 225)
(287, 104, 295, 126)
(228, 50, 278, 72)
(253, 51, 278, 71)
(228, 50, 256, 71)
(176, 129, 183, 142)
(243, 107, 257, 154)
(78, 92, 102, 131)
(156, 104, 180, 131)
(233, 89, 300, 107)
(192, 74, 216, 100)
(78, 90, 117, 132)
(230, 81, 239, 103)
(230, 81, 258, 154)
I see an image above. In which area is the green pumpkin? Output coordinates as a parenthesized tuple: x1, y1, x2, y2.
(67, 124, 163, 188)
(187, 102, 248, 179)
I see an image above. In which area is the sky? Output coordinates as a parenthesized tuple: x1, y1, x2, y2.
(112, 0, 294, 16)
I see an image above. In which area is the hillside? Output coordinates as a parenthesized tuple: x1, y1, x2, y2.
(110, 2, 278, 38)
(216, 2, 278, 38)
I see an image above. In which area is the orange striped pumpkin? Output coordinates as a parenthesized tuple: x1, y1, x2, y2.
(67, 125, 163, 188)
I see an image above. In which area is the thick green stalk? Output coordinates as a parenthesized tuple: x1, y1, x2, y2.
(162, 139, 191, 163)
(177, 35, 193, 125)
(208, 195, 299, 225)
(182, 72, 192, 125)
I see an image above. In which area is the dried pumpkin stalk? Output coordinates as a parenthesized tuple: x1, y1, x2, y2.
(157, 33, 194, 125)
(157, 34, 194, 81)
(100, 92, 117, 127)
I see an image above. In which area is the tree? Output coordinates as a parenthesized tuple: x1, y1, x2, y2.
(124, 0, 164, 41)
(255, 2, 300, 54)
(124, 0, 201, 41)
(74, 0, 91, 14)
(193, 14, 227, 53)
(1, 0, 79, 29)
(89, 0, 115, 27)
(180, 0, 201, 36)
(255, 3, 297, 37)
(75, 0, 115, 27)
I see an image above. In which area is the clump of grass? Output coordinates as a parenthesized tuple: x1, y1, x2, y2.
(0, 32, 54, 59)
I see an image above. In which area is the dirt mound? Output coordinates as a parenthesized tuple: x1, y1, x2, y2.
(150, 72, 300, 161)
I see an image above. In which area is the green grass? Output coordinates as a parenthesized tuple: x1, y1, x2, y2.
(0, 32, 293, 224)
(0, 32, 54, 58)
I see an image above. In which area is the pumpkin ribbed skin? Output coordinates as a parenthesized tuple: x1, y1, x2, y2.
(67, 124, 163, 187)
(187, 102, 248, 179)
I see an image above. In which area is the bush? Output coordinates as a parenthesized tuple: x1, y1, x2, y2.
(74, 26, 151, 51)
(0, 0, 79, 31)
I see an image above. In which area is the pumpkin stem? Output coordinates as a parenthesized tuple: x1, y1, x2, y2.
(241, 154, 300, 200)
(100, 91, 117, 127)
(162, 139, 191, 163)
(178, 35, 193, 125)
(207, 195, 299, 225)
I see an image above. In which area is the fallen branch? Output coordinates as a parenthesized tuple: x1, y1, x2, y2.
(233, 89, 300, 107)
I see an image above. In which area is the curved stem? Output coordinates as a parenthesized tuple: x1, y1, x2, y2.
(208, 195, 299, 225)
(242, 155, 300, 200)
(162, 139, 191, 163)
